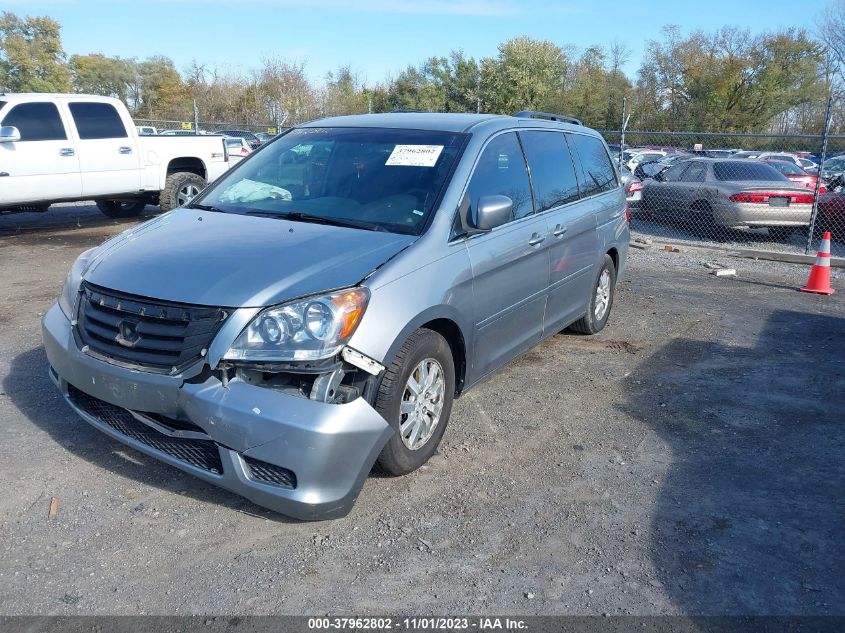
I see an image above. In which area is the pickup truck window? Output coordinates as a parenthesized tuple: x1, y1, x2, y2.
(69, 102, 128, 140)
(1, 102, 67, 141)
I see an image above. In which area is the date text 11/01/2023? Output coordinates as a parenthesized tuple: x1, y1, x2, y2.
(307, 617, 528, 630)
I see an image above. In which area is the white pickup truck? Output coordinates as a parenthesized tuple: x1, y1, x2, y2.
(0, 93, 231, 218)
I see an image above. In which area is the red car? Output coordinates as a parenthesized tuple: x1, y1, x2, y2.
(816, 193, 845, 238)
(761, 159, 826, 194)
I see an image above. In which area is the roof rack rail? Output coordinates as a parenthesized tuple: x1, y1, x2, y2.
(513, 110, 582, 126)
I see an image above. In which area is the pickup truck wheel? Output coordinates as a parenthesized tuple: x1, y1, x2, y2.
(375, 329, 455, 476)
(568, 255, 616, 335)
(160, 172, 205, 212)
(95, 199, 147, 218)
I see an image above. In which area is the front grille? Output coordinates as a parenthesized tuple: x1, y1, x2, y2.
(68, 385, 223, 474)
(76, 282, 227, 372)
(243, 456, 297, 489)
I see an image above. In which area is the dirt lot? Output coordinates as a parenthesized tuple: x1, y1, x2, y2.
(0, 207, 843, 616)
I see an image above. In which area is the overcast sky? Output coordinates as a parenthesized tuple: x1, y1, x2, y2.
(5, 0, 832, 83)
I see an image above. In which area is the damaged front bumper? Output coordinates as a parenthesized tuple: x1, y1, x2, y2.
(41, 303, 392, 520)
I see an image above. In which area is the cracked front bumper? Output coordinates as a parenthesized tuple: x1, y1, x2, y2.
(41, 303, 392, 521)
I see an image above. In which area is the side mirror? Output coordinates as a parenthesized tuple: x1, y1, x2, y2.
(471, 195, 513, 232)
(0, 126, 21, 143)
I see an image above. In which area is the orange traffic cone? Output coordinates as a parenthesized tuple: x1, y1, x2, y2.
(800, 231, 835, 295)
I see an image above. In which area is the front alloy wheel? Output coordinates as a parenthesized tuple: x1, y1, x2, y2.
(399, 358, 446, 450)
(375, 328, 455, 475)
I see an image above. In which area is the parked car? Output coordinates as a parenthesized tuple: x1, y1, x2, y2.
(627, 149, 668, 172)
(42, 111, 629, 520)
(160, 129, 198, 136)
(136, 125, 157, 136)
(214, 129, 262, 149)
(755, 152, 804, 167)
(255, 132, 276, 143)
(700, 149, 737, 158)
(732, 150, 763, 159)
(223, 137, 252, 164)
(815, 192, 845, 238)
(760, 159, 826, 193)
(820, 155, 845, 185)
(641, 158, 814, 239)
(0, 94, 231, 217)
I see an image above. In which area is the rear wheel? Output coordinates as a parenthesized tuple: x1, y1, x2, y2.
(159, 171, 205, 212)
(95, 199, 147, 218)
(569, 255, 616, 335)
(375, 329, 455, 476)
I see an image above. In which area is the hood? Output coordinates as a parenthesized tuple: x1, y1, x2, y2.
(83, 209, 415, 307)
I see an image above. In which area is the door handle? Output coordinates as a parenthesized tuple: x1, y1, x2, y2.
(118, 146, 133, 154)
(528, 233, 546, 246)
(552, 224, 567, 237)
(59, 148, 75, 157)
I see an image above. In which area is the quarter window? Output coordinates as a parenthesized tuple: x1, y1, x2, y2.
(519, 131, 579, 212)
(1, 102, 66, 141)
(69, 102, 128, 139)
(684, 162, 707, 182)
(466, 132, 533, 222)
(567, 133, 618, 197)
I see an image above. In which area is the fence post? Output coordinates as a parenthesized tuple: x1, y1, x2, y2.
(806, 94, 834, 255)
(193, 100, 200, 134)
(619, 96, 627, 172)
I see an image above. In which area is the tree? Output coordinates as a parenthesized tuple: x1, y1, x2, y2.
(70, 54, 132, 99)
(0, 11, 71, 92)
(130, 56, 189, 119)
(482, 37, 567, 114)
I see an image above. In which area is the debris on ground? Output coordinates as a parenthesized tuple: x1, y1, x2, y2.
(712, 269, 737, 277)
(48, 497, 59, 520)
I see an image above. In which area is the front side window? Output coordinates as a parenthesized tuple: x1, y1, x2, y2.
(1, 102, 66, 141)
(198, 127, 465, 235)
(69, 102, 128, 139)
(568, 133, 618, 197)
(519, 130, 579, 212)
(465, 132, 533, 223)
(662, 163, 690, 182)
(684, 162, 707, 182)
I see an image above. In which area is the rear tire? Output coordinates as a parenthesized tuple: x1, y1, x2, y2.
(95, 199, 147, 218)
(375, 329, 455, 476)
(569, 255, 616, 335)
(159, 171, 205, 212)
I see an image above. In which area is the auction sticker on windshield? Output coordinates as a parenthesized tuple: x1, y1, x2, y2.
(385, 145, 444, 167)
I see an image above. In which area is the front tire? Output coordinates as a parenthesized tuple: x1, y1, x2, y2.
(159, 171, 205, 212)
(95, 199, 147, 218)
(569, 255, 616, 335)
(375, 329, 455, 476)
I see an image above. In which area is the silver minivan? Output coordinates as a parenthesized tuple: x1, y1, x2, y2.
(42, 111, 629, 520)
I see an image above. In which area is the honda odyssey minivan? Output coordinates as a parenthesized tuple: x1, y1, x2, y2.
(42, 111, 629, 520)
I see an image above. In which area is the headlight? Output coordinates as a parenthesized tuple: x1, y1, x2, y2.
(224, 287, 370, 362)
(58, 248, 96, 319)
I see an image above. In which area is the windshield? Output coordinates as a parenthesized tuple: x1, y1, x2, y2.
(713, 162, 787, 182)
(197, 127, 466, 235)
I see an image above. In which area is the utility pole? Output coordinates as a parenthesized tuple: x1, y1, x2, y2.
(193, 99, 200, 133)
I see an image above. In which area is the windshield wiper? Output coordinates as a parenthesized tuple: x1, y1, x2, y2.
(245, 210, 386, 232)
(187, 203, 226, 213)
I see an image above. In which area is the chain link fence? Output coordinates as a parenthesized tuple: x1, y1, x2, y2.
(600, 128, 845, 258)
(133, 118, 286, 137)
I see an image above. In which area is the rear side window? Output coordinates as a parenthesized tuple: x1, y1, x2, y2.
(713, 162, 787, 182)
(568, 134, 618, 197)
(519, 130, 579, 212)
(69, 102, 127, 139)
(1, 102, 66, 141)
(466, 132, 533, 222)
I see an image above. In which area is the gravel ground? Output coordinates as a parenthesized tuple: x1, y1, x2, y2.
(630, 217, 845, 258)
(0, 211, 843, 616)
